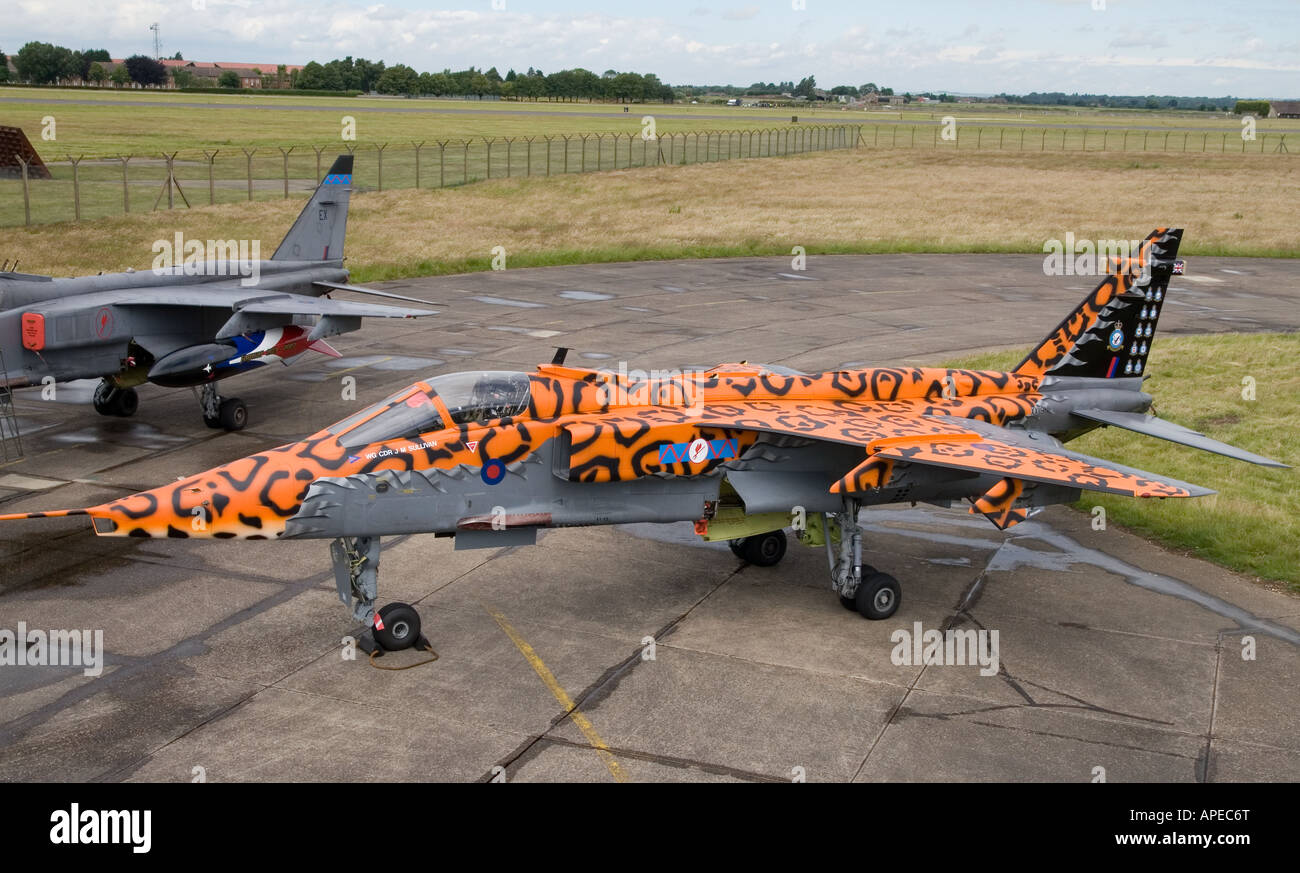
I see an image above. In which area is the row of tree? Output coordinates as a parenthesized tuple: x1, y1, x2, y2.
(1000, 92, 1240, 111)
(2, 42, 111, 84)
(296, 57, 674, 102)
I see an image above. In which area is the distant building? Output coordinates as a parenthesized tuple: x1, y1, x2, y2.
(861, 91, 904, 107)
(1269, 100, 1300, 118)
(106, 58, 303, 89)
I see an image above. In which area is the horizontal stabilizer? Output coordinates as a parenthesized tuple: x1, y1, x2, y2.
(1072, 408, 1288, 468)
(313, 280, 441, 307)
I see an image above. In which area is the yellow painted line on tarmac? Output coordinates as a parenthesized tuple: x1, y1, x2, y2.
(483, 604, 628, 782)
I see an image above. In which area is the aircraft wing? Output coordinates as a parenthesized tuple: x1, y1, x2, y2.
(112, 289, 433, 320)
(690, 399, 983, 446)
(864, 433, 1211, 499)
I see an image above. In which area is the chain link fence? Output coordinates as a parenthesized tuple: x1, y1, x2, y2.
(2, 121, 1289, 228)
(1, 124, 857, 227)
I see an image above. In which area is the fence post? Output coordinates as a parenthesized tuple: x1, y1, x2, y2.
(1081, 129, 1086, 151)
(463, 140, 469, 183)
(597, 133, 602, 170)
(119, 155, 131, 213)
(911, 126, 916, 147)
(580, 135, 588, 172)
(203, 150, 218, 204)
(562, 135, 570, 173)
(243, 147, 256, 201)
(413, 141, 424, 188)
(505, 137, 513, 177)
(279, 146, 293, 198)
(1143, 131, 1149, 150)
(545, 136, 552, 176)
(69, 154, 82, 221)
(313, 145, 324, 181)
(17, 156, 30, 226)
(164, 152, 174, 209)
(525, 136, 533, 176)
(375, 143, 386, 190)
(1019, 129, 1024, 150)
(486, 137, 493, 179)
(999, 129, 1004, 149)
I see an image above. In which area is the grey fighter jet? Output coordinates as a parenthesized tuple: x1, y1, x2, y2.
(0, 156, 433, 430)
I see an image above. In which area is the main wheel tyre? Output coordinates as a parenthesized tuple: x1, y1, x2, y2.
(728, 539, 746, 559)
(855, 572, 901, 620)
(742, 529, 787, 567)
(92, 382, 116, 416)
(112, 387, 139, 417)
(374, 602, 421, 651)
(218, 398, 248, 431)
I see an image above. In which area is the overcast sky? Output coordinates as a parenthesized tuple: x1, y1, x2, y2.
(8, 0, 1299, 96)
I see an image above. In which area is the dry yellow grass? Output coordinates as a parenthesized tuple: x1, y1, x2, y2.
(7, 147, 1297, 279)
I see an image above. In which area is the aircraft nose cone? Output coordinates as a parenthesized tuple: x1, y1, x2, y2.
(86, 453, 300, 539)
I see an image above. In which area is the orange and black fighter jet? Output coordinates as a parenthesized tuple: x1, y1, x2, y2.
(1, 228, 1287, 651)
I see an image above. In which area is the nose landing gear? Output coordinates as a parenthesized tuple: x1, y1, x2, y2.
(330, 536, 436, 665)
(196, 382, 248, 431)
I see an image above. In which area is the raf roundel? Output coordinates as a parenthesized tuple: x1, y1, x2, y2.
(481, 458, 506, 486)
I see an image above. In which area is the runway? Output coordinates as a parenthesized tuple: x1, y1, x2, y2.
(0, 252, 1297, 782)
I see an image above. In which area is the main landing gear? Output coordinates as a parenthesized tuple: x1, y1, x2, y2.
(330, 536, 434, 660)
(728, 500, 901, 621)
(728, 529, 788, 566)
(827, 498, 901, 621)
(92, 378, 138, 418)
(196, 382, 248, 431)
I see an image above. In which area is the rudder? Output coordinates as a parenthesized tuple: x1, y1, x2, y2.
(1014, 228, 1183, 380)
(271, 154, 353, 262)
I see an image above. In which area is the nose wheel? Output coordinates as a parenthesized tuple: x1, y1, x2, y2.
(196, 383, 248, 431)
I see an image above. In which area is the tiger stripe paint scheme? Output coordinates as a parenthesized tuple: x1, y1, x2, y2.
(0, 227, 1281, 553)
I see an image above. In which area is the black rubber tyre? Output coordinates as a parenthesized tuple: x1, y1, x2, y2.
(742, 529, 787, 567)
(728, 539, 746, 559)
(218, 398, 248, 431)
(203, 414, 223, 429)
(92, 381, 116, 416)
(374, 602, 421, 651)
(855, 572, 901, 620)
(113, 387, 139, 417)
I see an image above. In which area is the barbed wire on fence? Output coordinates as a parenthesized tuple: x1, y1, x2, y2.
(1, 123, 1290, 227)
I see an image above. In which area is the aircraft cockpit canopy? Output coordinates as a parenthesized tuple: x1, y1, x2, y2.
(329, 371, 531, 448)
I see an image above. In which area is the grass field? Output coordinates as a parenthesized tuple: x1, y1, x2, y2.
(5, 147, 1297, 279)
(3, 87, 1297, 156)
(947, 334, 1299, 592)
(4, 87, 1295, 228)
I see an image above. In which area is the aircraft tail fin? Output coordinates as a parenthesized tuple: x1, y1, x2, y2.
(1014, 228, 1183, 381)
(271, 154, 353, 262)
